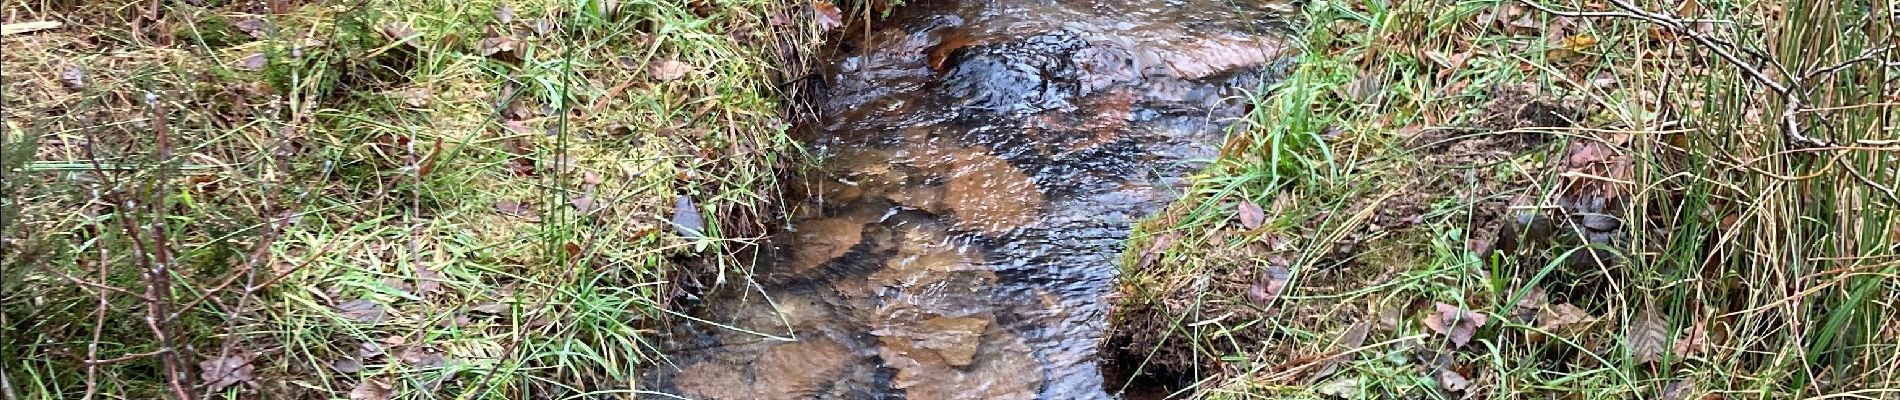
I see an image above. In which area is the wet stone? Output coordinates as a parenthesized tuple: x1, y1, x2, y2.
(940, 30, 1089, 114)
(673, 363, 752, 400)
(881, 328, 1045, 400)
(942, 151, 1044, 235)
(753, 338, 855, 400)
(785, 217, 868, 274)
(873, 313, 993, 367)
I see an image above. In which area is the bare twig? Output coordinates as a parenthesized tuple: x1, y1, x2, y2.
(1802, 45, 1897, 83)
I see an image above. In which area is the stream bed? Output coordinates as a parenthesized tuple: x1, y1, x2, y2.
(651, 1, 1293, 398)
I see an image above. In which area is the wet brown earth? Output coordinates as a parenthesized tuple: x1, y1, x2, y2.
(648, 1, 1293, 398)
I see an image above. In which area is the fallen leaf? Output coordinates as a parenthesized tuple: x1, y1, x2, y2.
(1592, 71, 1618, 88)
(333, 357, 362, 373)
(649, 59, 691, 81)
(494, 200, 534, 217)
(813, 1, 844, 31)
(1628, 304, 1669, 363)
(1659, 378, 1696, 400)
(1135, 232, 1177, 269)
(59, 67, 84, 89)
(1562, 34, 1599, 52)
(358, 342, 386, 358)
(672, 195, 705, 238)
(413, 264, 442, 295)
(335, 299, 387, 324)
(1310, 322, 1371, 380)
(199, 355, 255, 392)
(495, 4, 516, 24)
(1338, 73, 1384, 104)
(1539, 303, 1595, 331)
(1236, 199, 1266, 229)
(1674, 319, 1707, 357)
(501, 119, 530, 134)
(234, 18, 271, 39)
(1438, 368, 1471, 392)
(1246, 266, 1290, 306)
(379, 23, 418, 48)
(398, 346, 446, 368)
(1422, 302, 1488, 348)
(350, 377, 394, 400)
(477, 34, 521, 59)
(399, 87, 430, 108)
(238, 53, 268, 71)
(1513, 286, 1548, 322)
(570, 195, 597, 214)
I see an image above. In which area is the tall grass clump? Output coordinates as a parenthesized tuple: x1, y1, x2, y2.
(1111, 0, 1897, 398)
(1, 0, 827, 397)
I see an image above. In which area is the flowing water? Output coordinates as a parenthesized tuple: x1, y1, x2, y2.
(652, 1, 1292, 398)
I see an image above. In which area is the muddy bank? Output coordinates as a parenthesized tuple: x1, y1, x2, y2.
(648, 0, 1294, 398)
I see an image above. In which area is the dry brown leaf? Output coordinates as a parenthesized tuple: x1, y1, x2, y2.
(495, 4, 516, 24)
(1339, 73, 1384, 104)
(1135, 232, 1177, 269)
(333, 357, 362, 373)
(477, 34, 521, 59)
(236, 53, 268, 71)
(649, 59, 691, 81)
(379, 23, 418, 48)
(335, 299, 387, 323)
(1246, 266, 1290, 306)
(813, 1, 844, 31)
(1674, 319, 1708, 357)
(199, 355, 255, 392)
(413, 264, 442, 295)
(1236, 199, 1266, 229)
(1423, 302, 1488, 348)
(1539, 303, 1595, 331)
(1438, 369, 1471, 392)
(494, 200, 533, 217)
(1628, 304, 1669, 363)
(398, 346, 447, 368)
(570, 195, 598, 214)
(234, 18, 271, 39)
(59, 67, 84, 89)
(350, 377, 394, 400)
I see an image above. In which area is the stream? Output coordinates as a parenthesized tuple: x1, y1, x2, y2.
(651, 1, 1293, 398)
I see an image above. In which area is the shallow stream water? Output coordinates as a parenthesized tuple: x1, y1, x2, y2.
(651, 1, 1293, 398)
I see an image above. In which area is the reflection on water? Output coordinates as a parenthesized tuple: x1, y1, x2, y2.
(652, 0, 1292, 398)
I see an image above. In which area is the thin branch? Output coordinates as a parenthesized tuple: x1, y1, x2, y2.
(1801, 44, 1896, 83)
(82, 348, 173, 366)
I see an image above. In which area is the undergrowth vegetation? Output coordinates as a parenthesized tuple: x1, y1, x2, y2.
(1, 0, 828, 397)
(1115, 0, 1897, 398)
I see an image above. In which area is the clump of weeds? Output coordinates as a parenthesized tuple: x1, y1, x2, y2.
(1111, 0, 1897, 398)
(1, 0, 833, 398)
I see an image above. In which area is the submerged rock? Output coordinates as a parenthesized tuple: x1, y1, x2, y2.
(753, 338, 855, 400)
(939, 30, 1089, 114)
(673, 363, 751, 400)
(880, 327, 1044, 400)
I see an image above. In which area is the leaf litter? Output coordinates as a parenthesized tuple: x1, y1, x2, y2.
(1422, 302, 1487, 348)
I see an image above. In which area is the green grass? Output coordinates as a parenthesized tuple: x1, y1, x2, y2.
(1113, 0, 1897, 398)
(1, 0, 824, 397)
